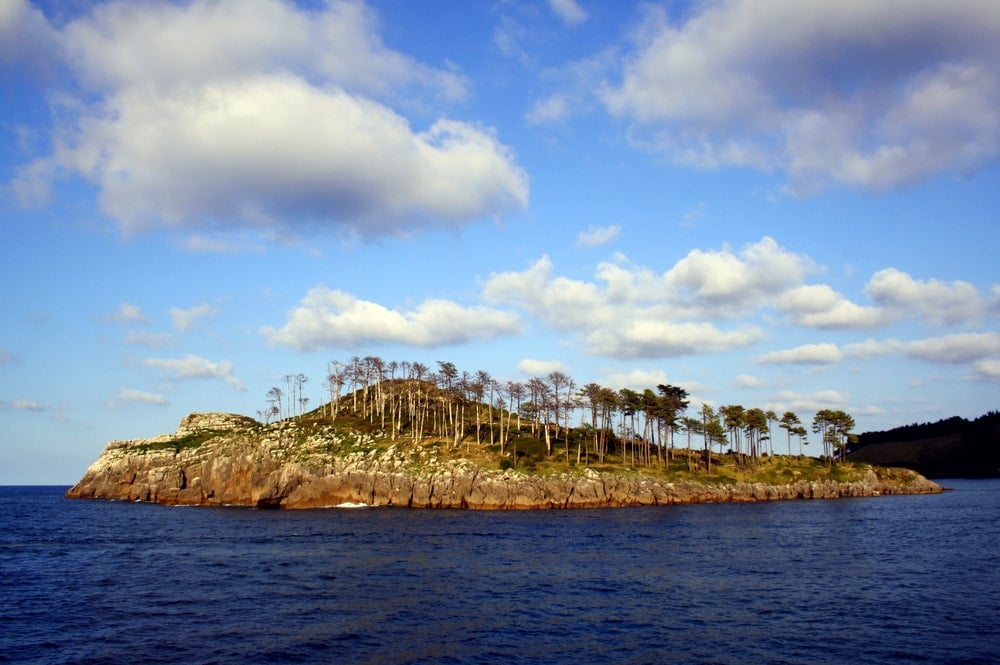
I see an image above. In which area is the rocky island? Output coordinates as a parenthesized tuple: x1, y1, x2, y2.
(67, 411, 942, 509)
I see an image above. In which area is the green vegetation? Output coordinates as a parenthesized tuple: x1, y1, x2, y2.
(130, 429, 223, 455)
(224, 355, 890, 485)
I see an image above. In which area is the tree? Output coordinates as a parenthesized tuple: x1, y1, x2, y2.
(656, 384, 690, 462)
(327, 361, 345, 421)
(719, 404, 746, 459)
(680, 416, 702, 471)
(813, 409, 854, 467)
(579, 383, 604, 465)
(765, 410, 777, 456)
(744, 407, 768, 461)
(547, 371, 571, 458)
(780, 411, 801, 456)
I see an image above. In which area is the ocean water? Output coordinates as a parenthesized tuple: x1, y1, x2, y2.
(2, 480, 998, 664)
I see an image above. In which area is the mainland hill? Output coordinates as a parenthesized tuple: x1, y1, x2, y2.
(847, 412, 1000, 479)
(67, 379, 941, 509)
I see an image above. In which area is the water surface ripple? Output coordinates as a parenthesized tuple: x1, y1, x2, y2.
(2, 481, 997, 664)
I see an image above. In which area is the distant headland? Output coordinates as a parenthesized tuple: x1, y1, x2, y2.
(847, 411, 1000, 479)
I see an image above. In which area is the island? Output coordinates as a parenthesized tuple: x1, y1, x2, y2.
(67, 410, 941, 510)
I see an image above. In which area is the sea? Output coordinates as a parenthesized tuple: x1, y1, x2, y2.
(2, 480, 998, 665)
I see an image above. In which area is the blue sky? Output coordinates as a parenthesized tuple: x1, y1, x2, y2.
(2, 0, 998, 484)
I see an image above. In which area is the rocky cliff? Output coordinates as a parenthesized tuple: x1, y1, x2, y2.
(66, 413, 943, 509)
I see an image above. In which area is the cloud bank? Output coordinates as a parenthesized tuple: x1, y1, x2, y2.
(6, 0, 529, 239)
(600, 0, 1000, 192)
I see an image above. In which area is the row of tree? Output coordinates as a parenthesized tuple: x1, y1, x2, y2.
(256, 356, 857, 469)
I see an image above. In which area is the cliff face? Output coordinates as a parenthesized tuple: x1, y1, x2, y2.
(66, 413, 942, 509)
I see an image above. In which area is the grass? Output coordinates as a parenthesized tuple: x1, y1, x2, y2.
(130, 429, 222, 455)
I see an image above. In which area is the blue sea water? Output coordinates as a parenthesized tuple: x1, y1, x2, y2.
(2, 480, 998, 664)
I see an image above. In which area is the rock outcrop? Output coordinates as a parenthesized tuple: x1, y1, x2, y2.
(66, 413, 943, 509)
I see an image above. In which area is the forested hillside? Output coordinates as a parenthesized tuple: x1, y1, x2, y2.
(848, 412, 1000, 478)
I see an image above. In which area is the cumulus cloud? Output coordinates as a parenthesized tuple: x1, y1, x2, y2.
(111, 388, 167, 406)
(107, 303, 149, 325)
(483, 237, 816, 358)
(12, 0, 528, 239)
(865, 268, 992, 325)
(57, 76, 527, 237)
(261, 287, 522, 351)
(586, 320, 761, 359)
(124, 332, 176, 349)
(517, 358, 571, 377)
(526, 94, 571, 125)
(843, 338, 904, 359)
(600, 368, 676, 391)
(60, 0, 467, 99)
(1, 399, 47, 412)
(905, 332, 1000, 364)
(548, 0, 588, 26)
(576, 224, 621, 248)
(778, 284, 888, 329)
(601, 1, 1000, 192)
(756, 343, 843, 365)
(169, 303, 217, 332)
(182, 235, 263, 254)
(144, 354, 245, 391)
(734, 374, 763, 388)
(664, 237, 814, 311)
(769, 389, 849, 414)
(0, 0, 59, 72)
(972, 358, 1000, 383)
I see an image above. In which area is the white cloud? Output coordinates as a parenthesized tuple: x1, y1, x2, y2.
(2, 399, 47, 412)
(483, 237, 813, 359)
(57, 76, 528, 238)
(778, 284, 888, 329)
(734, 374, 763, 388)
(182, 235, 262, 254)
(586, 320, 761, 359)
(548, 0, 588, 26)
(15, 0, 528, 239)
(905, 332, 1000, 364)
(124, 331, 176, 349)
(108, 303, 149, 325)
(843, 338, 904, 359)
(526, 94, 571, 125)
(112, 388, 167, 406)
(756, 343, 843, 365)
(664, 237, 814, 311)
(600, 368, 675, 391)
(769, 389, 849, 414)
(484, 256, 608, 331)
(866, 268, 992, 325)
(601, 1, 1000, 192)
(0, 0, 59, 72)
(972, 358, 1000, 383)
(169, 303, 217, 332)
(144, 354, 245, 391)
(576, 224, 621, 248)
(261, 287, 522, 351)
(61, 0, 467, 100)
(517, 358, 571, 377)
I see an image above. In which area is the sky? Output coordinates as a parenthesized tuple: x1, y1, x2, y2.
(1, 0, 998, 484)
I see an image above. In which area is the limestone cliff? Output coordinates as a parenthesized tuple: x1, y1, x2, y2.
(66, 412, 943, 509)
